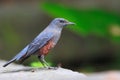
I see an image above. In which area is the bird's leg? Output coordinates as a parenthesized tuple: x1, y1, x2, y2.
(38, 55, 58, 70)
(41, 55, 50, 67)
(38, 55, 50, 68)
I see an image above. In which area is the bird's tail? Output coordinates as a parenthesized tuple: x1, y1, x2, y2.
(3, 45, 29, 67)
(3, 58, 16, 67)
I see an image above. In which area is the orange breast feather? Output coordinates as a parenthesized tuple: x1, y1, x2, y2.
(39, 40, 54, 55)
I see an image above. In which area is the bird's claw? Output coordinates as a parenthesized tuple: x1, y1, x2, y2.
(47, 67, 59, 70)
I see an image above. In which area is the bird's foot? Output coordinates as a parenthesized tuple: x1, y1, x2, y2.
(47, 66, 59, 70)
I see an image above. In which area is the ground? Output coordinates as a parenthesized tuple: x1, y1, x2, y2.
(1, 60, 120, 80)
(0, 60, 86, 80)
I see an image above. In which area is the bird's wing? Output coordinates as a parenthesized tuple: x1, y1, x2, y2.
(15, 45, 29, 60)
(26, 33, 54, 56)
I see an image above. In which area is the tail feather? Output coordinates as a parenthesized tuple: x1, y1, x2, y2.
(3, 45, 29, 67)
(3, 58, 16, 67)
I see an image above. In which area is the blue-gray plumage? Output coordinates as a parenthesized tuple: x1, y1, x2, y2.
(3, 18, 75, 67)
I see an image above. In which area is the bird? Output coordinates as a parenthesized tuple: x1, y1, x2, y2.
(3, 18, 75, 68)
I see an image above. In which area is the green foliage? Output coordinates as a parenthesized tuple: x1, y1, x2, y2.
(40, 2, 120, 42)
(0, 21, 21, 46)
(30, 61, 52, 68)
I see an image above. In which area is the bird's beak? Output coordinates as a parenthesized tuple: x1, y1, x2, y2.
(67, 22, 75, 25)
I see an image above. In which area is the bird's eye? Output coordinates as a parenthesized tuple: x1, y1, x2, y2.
(59, 20, 65, 23)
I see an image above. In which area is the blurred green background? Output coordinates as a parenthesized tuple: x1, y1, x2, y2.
(1, 0, 120, 72)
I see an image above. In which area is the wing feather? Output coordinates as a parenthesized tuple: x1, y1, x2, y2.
(26, 33, 53, 56)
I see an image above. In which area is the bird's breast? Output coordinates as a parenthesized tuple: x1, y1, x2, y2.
(39, 39, 55, 55)
(52, 30, 61, 45)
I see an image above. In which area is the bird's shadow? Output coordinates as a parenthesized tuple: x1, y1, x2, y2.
(1, 67, 57, 74)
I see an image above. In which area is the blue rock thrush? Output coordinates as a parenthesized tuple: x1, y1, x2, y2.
(3, 18, 75, 68)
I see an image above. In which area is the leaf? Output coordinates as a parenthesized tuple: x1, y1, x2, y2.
(40, 2, 120, 42)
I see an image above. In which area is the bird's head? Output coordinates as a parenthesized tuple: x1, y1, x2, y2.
(51, 18, 75, 27)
